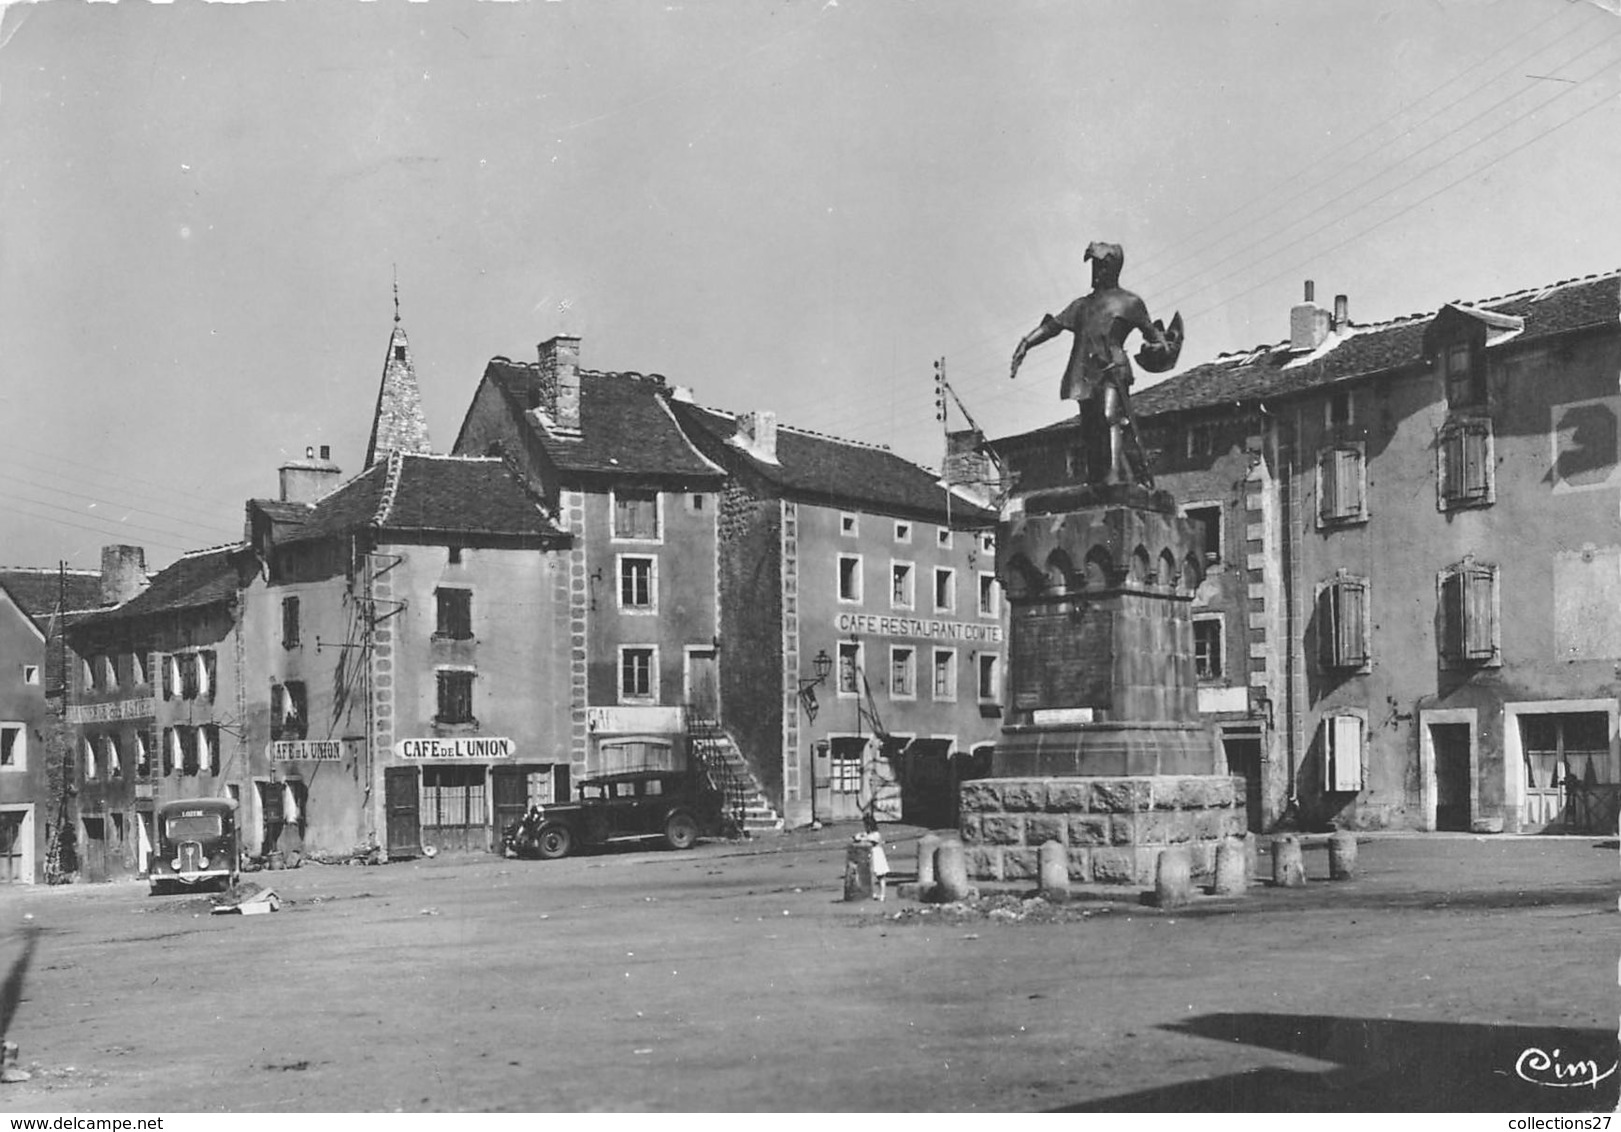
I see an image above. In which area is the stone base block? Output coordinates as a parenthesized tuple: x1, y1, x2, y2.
(994, 721, 1224, 778)
(959, 774, 1247, 887)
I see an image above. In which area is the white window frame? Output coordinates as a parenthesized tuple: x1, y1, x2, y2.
(1183, 501, 1224, 565)
(977, 653, 1001, 704)
(837, 554, 864, 604)
(932, 566, 956, 614)
(936, 527, 953, 549)
(836, 641, 863, 700)
(21, 666, 39, 686)
(894, 520, 912, 544)
(979, 533, 995, 555)
(888, 646, 917, 701)
(0, 723, 25, 772)
(890, 560, 915, 611)
(931, 648, 957, 702)
(840, 512, 859, 537)
(616, 554, 658, 614)
(1324, 389, 1355, 430)
(617, 645, 659, 705)
(978, 572, 1001, 619)
(1192, 613, 1225, 682)
(609, 488, 664, 544)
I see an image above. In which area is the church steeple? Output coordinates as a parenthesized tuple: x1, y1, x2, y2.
(364, 284, 433, 469)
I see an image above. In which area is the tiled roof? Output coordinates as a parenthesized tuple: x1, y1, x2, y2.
(88, 545, 243, 624)
(480, 359, 725, 481)
(272, 454, 566, 546)
(1127, 270, 1621, 420)
(668, 400, 997, 525)
(0, 568, 106, 629)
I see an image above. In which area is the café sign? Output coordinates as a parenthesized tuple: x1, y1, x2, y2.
(834, 612, 1003, 644)
(269, 740, 345, 762)
(394, 737, 514, 761)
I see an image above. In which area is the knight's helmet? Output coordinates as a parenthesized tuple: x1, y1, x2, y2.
(1085, 241, 1124, 287)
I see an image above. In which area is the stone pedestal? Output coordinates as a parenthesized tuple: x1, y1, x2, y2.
(960, 482, 1243, 885)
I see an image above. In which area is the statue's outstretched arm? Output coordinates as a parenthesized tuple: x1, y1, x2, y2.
(1011, 316, 1063, 379)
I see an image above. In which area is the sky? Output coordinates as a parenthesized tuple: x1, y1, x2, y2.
(2, 0, 1620, 572)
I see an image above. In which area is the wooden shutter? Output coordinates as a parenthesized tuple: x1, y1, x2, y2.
(163, 727, 176, 775)
(1318, 450, 1338, 523)
(1338, 579, 1368, 666)
(161, 654, 173, 701)
(1326, 715, 1364, 791)
(1337, 447, 1364, 518)
(1462, 567, 1496, 660)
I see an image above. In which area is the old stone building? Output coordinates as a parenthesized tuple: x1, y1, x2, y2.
(993, 271, 1621, 834)
(0, 561, 110, 882)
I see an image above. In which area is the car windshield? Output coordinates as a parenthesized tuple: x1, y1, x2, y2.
(165, 812, 222, 840)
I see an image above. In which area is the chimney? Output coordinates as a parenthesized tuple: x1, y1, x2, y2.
(735, 409, 779, 463)
(279, 444, 343, 503)
(538, 335, 582, 434)
(1333, 294, 1350, 332)
(944, 429, 998, 508)
(100, 544, 146, 606)
(1290, 279, 1332, 353)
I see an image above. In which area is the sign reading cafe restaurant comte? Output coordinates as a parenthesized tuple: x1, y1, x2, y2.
(394, 737, 514, 760)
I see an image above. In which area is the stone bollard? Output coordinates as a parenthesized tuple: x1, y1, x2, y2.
(1154, 847, 1194, 909)
(843, 839, 874, 902)
(1328, 831, 1358, 880)
(1272, 836, 1306, 887)
(0, 1040, 30, 1084)
(933, 839, 970, 903)
(1211, 837, 1248, 896)
(916, 832, 942, 891)
(1037, 839, 1070, 904)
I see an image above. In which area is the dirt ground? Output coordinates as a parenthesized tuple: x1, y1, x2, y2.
(1, 827, 1616, 1113)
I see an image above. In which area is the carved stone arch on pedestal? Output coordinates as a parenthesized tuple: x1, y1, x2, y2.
(1083, 545, 1115, 590)
(1003, 553, 1041, 601)
(1129, 544, 1152, 585)
(1158, 548, 1179, 589)
(1044, 549, 1077, 593)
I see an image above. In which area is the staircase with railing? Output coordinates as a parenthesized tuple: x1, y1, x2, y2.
(683, 706, 783, 836)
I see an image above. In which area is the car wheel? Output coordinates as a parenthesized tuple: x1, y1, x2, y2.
(663, 811, 699, 851)
(535, 823, 573, 860)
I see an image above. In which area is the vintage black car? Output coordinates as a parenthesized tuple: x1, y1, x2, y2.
(149, 797, 240, 894)
(503, 770, 724, 860)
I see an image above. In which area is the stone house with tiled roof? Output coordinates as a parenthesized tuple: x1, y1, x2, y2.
(666, 397, 1002, 830)
(455, 334, 1005, 830)
(64, 545, 250, 881)
(0, 560, 120, 883)
(241, 446, 573, 860)
(992, 271, 1621, 835)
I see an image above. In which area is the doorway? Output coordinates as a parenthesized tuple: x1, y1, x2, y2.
(1220, 733, 1265, 834)
(685, 648, 719, 721)
(1431, 723, 1472, 832)
(0, 806, 32, 883)
(384, 766, 420, 858)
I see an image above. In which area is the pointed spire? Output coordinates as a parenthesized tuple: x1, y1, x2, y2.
(364, 283, 433, 469)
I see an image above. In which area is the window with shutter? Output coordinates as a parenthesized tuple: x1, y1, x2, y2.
(1438, 419, 1494, 509)
(161, 655, 174, 701)
(1318, 576, 1370, 670)
(1324, 715, 1364, 792)
(180, 726, 199, 776)
(1439, 561, 1499, 665)
(612, 490, 660, 540)
(1318, 445, 1367, 525)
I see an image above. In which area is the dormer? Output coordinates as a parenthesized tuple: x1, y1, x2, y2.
(1422, 304, 1524, 411)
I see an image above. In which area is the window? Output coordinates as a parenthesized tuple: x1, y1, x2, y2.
(104, 733, 123, 779)
(1317, 444, 1367, 526)
(1322, 714, 1364, 792)
(1317, 575, 1370, 671)
(687, 493, 707, 512)
(135, 730, 152, 778)
(421, 766, 487, 830)
(394, 344, 407, 363)
(179, 726, 199, 776)
(436, 670, 476, 725)
(1437, 418, 1494, 509)
(894, 521, 912, 543)
(619, 648, 656, 702)
(272, 682, 308, 741)
(891, 562, 914, 610)
(98, 656, 117, 691)
(979, 533, 995, 555)
(80, 657, 93, 692)
(1441, 341, 1485, 408)
(613, 490, 660, 540)
(0, 724, 23, 771)
(890, 647, 916, 698)
(937, 528, 953, 549)
(830, 739, 864, 794)
(840, 513, 858, 537)
(1185, 504, 1223, 564)
(977, 654, 1001, 703)
(1439, 560, 1499, 666)
(162, 728, 177, 775)
(197, 651, 216, 702)
(436, 587, 474, 638)
(83, 737, 98, 781)
(1521, 713, 1611, 794)
(838, 555, 863, 603)
(932, 649, 957, 701)
(837, 642, 862, 697)
(933, 567, 955, 613)
(1326, 390, 1352, 430)
(283, 596, 301, 648)
(1187, 421, 1223, 459)
(21, 666, 38, 686)
(978, 573, 1000, 618)
(130, 652, 146, 686)
(178, 654, 199, 701)
(161, 655, 175, 701)
(448, 545, 463, 564)
(618, 557, 656, 612)
(1193, 616, 1224, 681)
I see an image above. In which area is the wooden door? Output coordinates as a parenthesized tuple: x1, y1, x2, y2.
(1431, 724, 1472, 832)
(384, 767, 420, 858)
(0, 810, 26, 883)
(828, 737, 866, 822)
(687, 649, 719, 721)
(490, 766, 534, 848)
